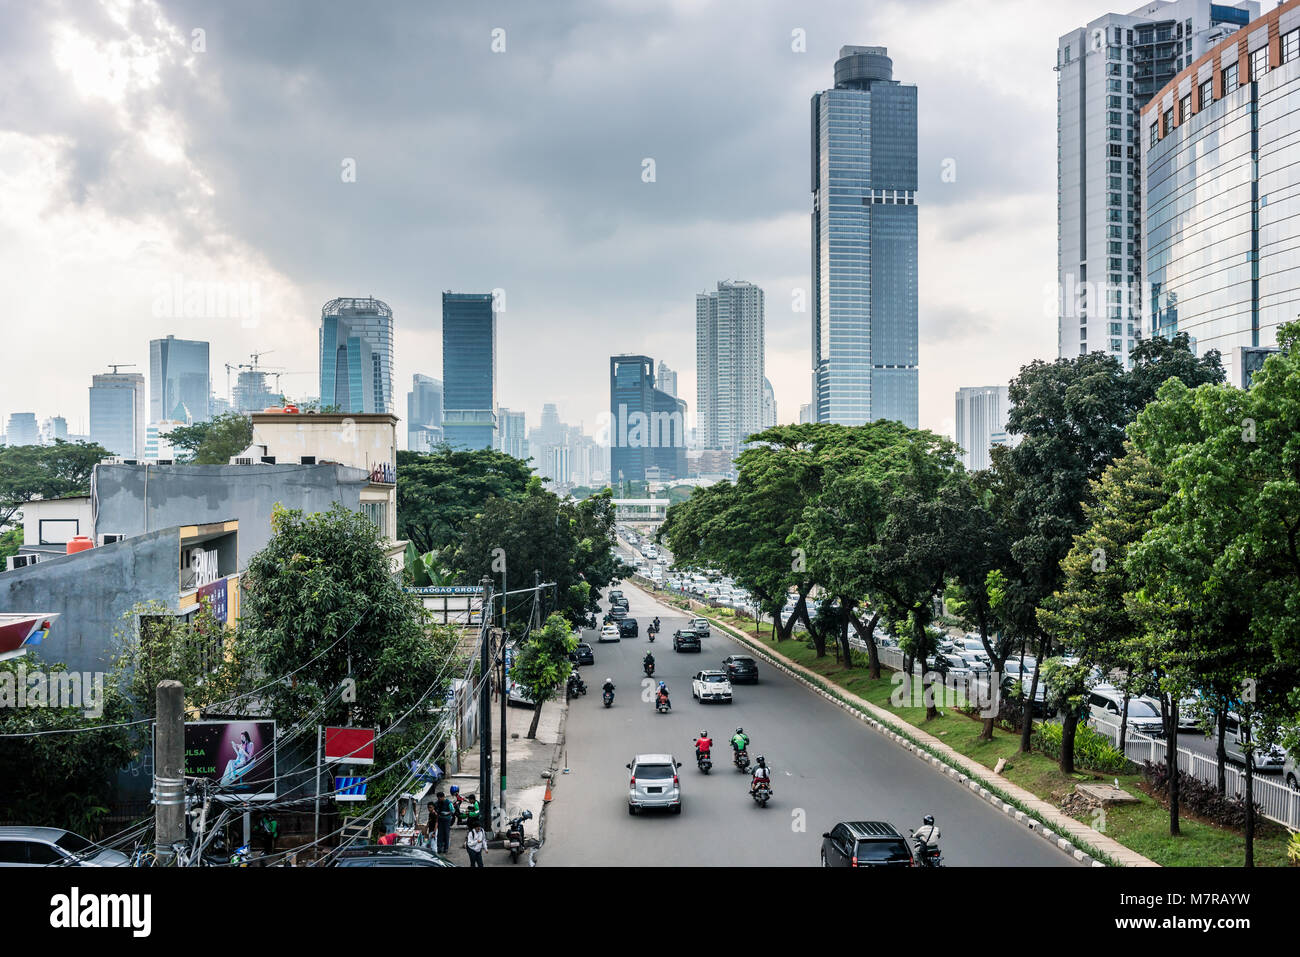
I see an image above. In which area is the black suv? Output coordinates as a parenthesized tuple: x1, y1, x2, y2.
(673, 629, 701, 653)
(570, 642, 595, 666)
(820, 821, 914, 868)
(721, 654, 759, 684)
(618, 617, 639, 638)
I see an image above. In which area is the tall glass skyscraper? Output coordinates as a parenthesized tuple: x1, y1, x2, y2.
(150, 335, 210, 424)
(442, 292, 497, 451)
(319, 297, 394, 413)
(811, 46, 918, 429)
(407, 373, 443, 451)
(90, 371, 146, 458)
(609, 355, 686, 482)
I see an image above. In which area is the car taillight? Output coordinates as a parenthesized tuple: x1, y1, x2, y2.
(629, 776, 635, 786)
(673, 774, 679, 785)
(850, 856, 858, 867)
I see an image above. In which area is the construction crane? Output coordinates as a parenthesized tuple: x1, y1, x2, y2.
(106, 363, 136, 374)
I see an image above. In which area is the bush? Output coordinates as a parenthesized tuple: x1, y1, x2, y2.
(1033, 722, 1133, 774)
(1142, 761, 1269, 831)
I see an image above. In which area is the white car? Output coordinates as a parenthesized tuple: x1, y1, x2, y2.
(598, 624, 620, 643)
(692, 670, 733, 703)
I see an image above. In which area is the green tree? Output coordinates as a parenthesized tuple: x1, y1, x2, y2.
(164, 412, 253, 465)
(511, 613, 578, 738)
(0, 440, 109, 529)
(396, 447, 533, 555)
(0, 527, 20, 561)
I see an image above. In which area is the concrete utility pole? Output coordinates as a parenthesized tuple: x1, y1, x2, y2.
(478, 576, 493, 836)
(154, 680, 186, 863)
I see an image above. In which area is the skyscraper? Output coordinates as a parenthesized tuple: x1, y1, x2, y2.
(90, 371, 146, 458)
(5, 413, 39, 447)
(498, 407, 527, 459)
(697, 280, 766, 453)
(610, 355, 687, 483)
(149, 335, 210, 424)
(811, 46, 919, 429)
(407, 374, 444, 451)
(1142, 0, 1300, 387)
(1056, 0, 1257, 362)
(656, 361, 678, 398)
(319, 297, 394, 413)
(442, 292, 497, 451)
(761, 377, 777, 430)
(955, 385, 1012, 472)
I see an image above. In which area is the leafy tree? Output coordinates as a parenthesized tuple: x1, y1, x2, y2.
(0, 527, 20, 561)
(511, 613, 578, 738)
(163, 412, 252, 465)
(402, 542, 453, 587)
(0, 440, 109, 529)
(396, 447, 533, 554)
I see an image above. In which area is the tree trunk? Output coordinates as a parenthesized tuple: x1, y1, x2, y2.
(916, 617, 938, 721)
(1019, 635, 1049, 753)
(1215, 709, 1227, 796)
(849, 611, 882, 680)
(801, 598, 826, 657)
(1244, 725, 1255, 868)
(1119, 692, 1130, 750)
(837, 601, 853, 666)
(528, 700, 543, 739)
(1059, 709, 1079, 775)
(1166, 698, 1180, 837)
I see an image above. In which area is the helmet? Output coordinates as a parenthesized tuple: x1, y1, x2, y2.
(735, 727, 744, 734)
(606, 677, 613, 684)
(449, 785, 459, 795)
(756, 755, 766, 765)
(923, 814, 935, 826)
(700, 730, 708, 738)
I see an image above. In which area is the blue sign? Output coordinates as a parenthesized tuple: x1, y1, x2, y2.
(404, 586, 486, 596)
(336, 776, 368, 802)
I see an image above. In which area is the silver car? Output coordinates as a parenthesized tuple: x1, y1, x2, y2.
(627, 753, 683, 815)
(0, 827, 129, 867)
(689, 617, 711, 637)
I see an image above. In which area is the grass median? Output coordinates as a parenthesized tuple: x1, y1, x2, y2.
(707, 609, 1292, 868)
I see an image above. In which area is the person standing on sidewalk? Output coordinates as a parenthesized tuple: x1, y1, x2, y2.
(434, 791, 455, 853)
(465, 817, 486, 867)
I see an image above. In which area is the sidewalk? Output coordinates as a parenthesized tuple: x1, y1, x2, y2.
(433, 694, 566, 867)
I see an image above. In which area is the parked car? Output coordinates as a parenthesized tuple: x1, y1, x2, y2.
(1284, 752, 1298, 791)
(673, 629, 702, 653)
(598, 624, 621, 643)
(0, 827, 129, 867)
(689, 617, 711, 637)
(1087, 686, 1164, 738)
(332, 845, 456, 867)
(722, 654, 759, 684)
(820, 821, 914, 868)
(627, 753, 682, 815)
(618, 617, 639, 638)
(571, 642, 595, 666)
(1223, 712, 1287, 770)
(692, 670, 733, 703)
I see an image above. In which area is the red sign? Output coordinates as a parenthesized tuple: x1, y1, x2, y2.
(324, 726, 376, 765)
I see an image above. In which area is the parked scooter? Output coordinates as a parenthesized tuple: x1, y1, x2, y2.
(566, 670, 586, 697)
(505, 810, 536, 864)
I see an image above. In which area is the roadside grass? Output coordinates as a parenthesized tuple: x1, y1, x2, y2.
(713, 615, 1293, 868)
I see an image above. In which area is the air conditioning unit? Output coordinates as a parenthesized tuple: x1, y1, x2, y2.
(99, 533, 125, 545)
(6, 554, 41, 571)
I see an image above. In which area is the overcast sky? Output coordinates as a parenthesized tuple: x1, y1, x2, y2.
(0, 0, 1109, 444)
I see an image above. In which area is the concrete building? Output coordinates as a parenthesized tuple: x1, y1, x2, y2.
(761, 377, 777, 430)
(319, 297, 395, 414)
(1142, 0, 1300, 387)
(1056, 0, 1258, 362)
(9, 495, 93, 565)
(407, 374, 444, 452)
(41, 416, 68, 444)
(697, 280, 766, 454)
(610, 355, 687, 483)
(5, 413, 39, 447)
(497, 407, 527, 460)
(144, 421, 184, 462)
(442, 292, 497, 450)
(89, 371, 146, 459)
(150, 335, 210, 424)
(656, 361, 678, 398)
(811, 46, 919, 428)
(955, 385, 1013, 472)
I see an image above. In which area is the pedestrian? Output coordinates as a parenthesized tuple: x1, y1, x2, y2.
(258, 814, 279, 856)
(465, 816, 486, 867)
(434, 790, 455, 853)
(424, 802, 438, 847)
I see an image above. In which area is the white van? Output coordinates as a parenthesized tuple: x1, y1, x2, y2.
(1223, 712, 1287, 769)
(1087, 686, 1165, 738)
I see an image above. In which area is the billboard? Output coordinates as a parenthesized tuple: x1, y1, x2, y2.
(324, 726, 376, 765)
(183, 719, 277, 801)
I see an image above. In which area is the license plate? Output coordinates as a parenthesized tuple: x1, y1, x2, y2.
(647, 786, 662, 794)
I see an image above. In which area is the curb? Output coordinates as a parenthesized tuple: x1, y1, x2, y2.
(535, 696, 569, 853)
(632, 585, 1131, 868)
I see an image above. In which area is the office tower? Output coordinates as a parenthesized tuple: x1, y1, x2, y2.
(610, 355, 687, 483)
(442, 292, 497, 450)
(761, 377, 777, 430)
(697, 280, 766, 453)
(408, 374, 444, 452)
(6, 413, 39, 446)
(811, 46, 919, 429)
(798, 403, 813, 424)
(149, 335, 210, 424)
(1143, 0, 1300, 387)
(498, 407, 527, 459)
(41, 416, 68, 444)
(955, 386, 1013, 472)
(233, 369, 279, 412)
(319, 297, 395, 414)
(657, 361, 678, 398)
(90, 371, 146, 458)
(1056, 0, 1257, 362)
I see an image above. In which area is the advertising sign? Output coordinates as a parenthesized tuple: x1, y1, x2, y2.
(182, 719, 277, 801)
(335, 776, 367, 802)
(324, 726, 376, 765)
(197, 578, 229, 624)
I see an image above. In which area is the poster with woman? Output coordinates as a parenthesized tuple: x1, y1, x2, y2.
(182, 720, 277, 801)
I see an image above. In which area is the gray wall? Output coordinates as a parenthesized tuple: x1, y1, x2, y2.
(92, 463, 368, 569)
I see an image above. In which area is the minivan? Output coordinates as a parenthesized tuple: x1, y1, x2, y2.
(627, 754, 682, 814)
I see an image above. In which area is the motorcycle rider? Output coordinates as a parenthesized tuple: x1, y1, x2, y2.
(913, 814, 940, 855)
(730, 727, 750, 758)
(643, 651, 655, 672)
(750, 755, 771, 794)
(653, 616, 661, 633)
(656, 680, 671, 709)
(602, 677, 615, 701)
(694, 729, 713, 761)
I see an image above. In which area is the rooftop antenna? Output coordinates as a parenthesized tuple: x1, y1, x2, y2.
(106, 363, 136, 374)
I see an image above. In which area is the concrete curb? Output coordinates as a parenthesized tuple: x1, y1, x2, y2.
(632, 585, 1149, 868)
(536, 695, 569, 852)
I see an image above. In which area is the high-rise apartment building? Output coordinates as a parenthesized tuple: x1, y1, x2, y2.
(955, 385, 1013, 472)
(498, 407, 527, 460)
(407, 374, 444, 452)
(697, 280, 765, 453)
(90, 371, 146, 459)
(657, 361, 678, 398)
(1142, 0, 1300, 387)
(610, 355, 687, 483)
(1056, 0, 1257, 362)
(811, 46, 919, 429)
(149, 335, 210, 424)
(761, 377, 777, 430)
(442, 292, 497, 451)
(319, 297, 395, 414)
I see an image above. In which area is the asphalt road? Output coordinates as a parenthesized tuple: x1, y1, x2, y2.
(541, 582, 1077, 867)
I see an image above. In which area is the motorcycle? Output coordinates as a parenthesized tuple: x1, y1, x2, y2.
(505, 810, 537, 864)
(566, 671, 586, 697)
(751, 782, 772, 807)
(655, 691, 671, 714)
(603, 687, 615, 708)
(647, 627, 656, 643)
(733, 747, 750, 772)
(695, 747, 712, 774)
(643, 660, 655, 677)
(909, 831, 943, 867)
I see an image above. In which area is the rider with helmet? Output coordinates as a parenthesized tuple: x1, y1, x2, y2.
(913, 814, 940, 852)
(602, 676, 615, 700)
(750, 755, 771, 794)
(695, 729, 713, 761)
(730, 727, 750, 757)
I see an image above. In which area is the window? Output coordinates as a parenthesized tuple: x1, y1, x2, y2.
(1199, 78, 1213, 109)
(1163, 107, 1173, 133)
(1284, 29, 1299, 64)
(1223, 62, 1239, 95)
(1109, 143, 1123, 157)
(1150, 121, 1159, 147)
(1108, 79, 1121, 92)
(1110, 322, 1123, 336)
(1178, 93, 1191, 123)
(1064, 44, 1071, 63)
(1111, 339, 1123, 352)
(1251, 46, 1268, 82)
(1108, 192, 1121, 206)
(361, 500, 387, 533)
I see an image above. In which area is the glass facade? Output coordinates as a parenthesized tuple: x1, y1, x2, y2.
(1144, 13, 1300, 387)
(149, 335, 210, 424)
(811, 46, 918, 428)
(609, 355, 686, 482)
(441, 292, 497, 451)
(319, 298, 394, 414)
(89, 373, 145, 458)
(407, 373, 443, 451)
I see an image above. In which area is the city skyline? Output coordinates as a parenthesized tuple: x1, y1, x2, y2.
(1, 0, 1120, 446)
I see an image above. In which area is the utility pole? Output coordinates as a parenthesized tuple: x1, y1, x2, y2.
(154, 680, 186, 864)
(499, 561, 508, 823)
(478, 576, 493, 836)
